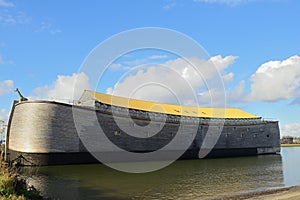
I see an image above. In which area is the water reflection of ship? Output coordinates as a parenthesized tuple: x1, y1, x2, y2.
(22, 155, 284, 199)
(6, 90, 280, 165)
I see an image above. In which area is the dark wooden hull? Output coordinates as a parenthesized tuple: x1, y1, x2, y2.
(6, 101, 281, 166)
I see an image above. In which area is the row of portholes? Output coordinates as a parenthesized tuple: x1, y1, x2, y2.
(232, 127, 262, 132)
(113, 129, 270, 139)
(113, 130, 175, 139)
(224, 132, 269, 139)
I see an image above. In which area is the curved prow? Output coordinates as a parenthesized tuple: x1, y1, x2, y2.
(14, 88, 28, 102)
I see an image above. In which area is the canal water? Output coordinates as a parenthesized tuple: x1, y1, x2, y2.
(19, 147, 300, 200)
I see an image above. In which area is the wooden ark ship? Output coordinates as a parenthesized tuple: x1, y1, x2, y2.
(5, 90, 280, 165)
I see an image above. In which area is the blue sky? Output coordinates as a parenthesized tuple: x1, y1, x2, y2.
(0, 0, 300, 137)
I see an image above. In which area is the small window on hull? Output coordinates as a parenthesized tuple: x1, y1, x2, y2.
(114, 130, 121, 136)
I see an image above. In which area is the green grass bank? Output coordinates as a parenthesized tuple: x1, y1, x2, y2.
(281, 143, 300, 147)
(0, 151, 42, 200)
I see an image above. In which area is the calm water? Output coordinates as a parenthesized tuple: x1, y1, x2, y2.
(19, 147, 300, 200)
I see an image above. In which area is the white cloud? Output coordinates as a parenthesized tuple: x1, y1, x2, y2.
(0, 108, 9, 123)
(0, 80, 14, 96)
(193, 0, 252, 6)
(148, 55, 168, 59)
(163, 0, 177, 9)
(228, 80, 246, 104)
(0, 11, 30, 25)
(122, 58, 148, 66)
(0, 0, 14, 7)
(246, 55, 300, 102)
(196, 79, 245, 106)
(281, 123, 300, 137)
(50, 28, 62, 34)
(108, 63, 125, 70)
(107, 55, 237, 106)
(35, 21, 62, 34)
(109, 55, 169, 71)
(31, 72, 90, 103)
(223, 72, 234, 84)
(0, 55, 2, 64)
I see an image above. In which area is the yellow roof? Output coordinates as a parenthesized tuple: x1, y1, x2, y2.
(86, 90, 259, 119)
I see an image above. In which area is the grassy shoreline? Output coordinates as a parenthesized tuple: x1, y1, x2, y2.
(281, 143, 300, 147)
(0, 157, 42, 199)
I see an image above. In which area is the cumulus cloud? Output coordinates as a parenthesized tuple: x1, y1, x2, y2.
(246, 55, 300, 102)
(107, 55, 238, 106)
(0, 80, 14, 96)
(222, 72, 234, 84)
(281, 123, 300, 137)
(31, 72, 90, 103)
(196, 79, 246, 106)
(228, 80, 245, 103)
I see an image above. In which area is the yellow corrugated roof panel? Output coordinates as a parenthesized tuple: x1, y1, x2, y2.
(87, 90, 259, 119)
